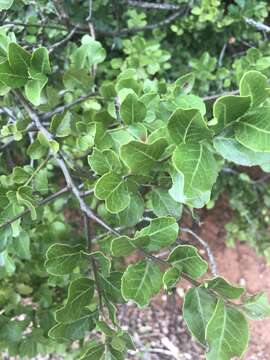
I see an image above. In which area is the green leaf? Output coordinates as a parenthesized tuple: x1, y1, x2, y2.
(172, 143, 219, 207)
(241, 292, 270, 320)
(135, 216, 179, 251)
(12, 231, 31, 260)
(0, 0, 14, 10)
(169, 94, 206, 115)
(120, 139, 167, 175)
(204, 277, 245, 299)
(25, 75, 47, 106)
(183, 287, 217, 346)
(71, 35, 106, 69)
(120, 93, 147, 124)
(168, 107, 212, 144)
(45, 243, 82, 276)
(121, 260, 162, 307)
(82, 251, 111, 277)
(94, 172, 130, 213)
(240, 70, 269, 107)
(167, 245, 208, 278)
(213, 95, 251, 133)
(8, 42, 31, 76)
(162, 267, 181, 292)
(27, 139, 48, 159)
(148, 188, 182, 219)
(99, 271, 124, 304)
(55, 278, 95, 323)
(111, 235, 150, 257)
(80, 344, 124, 360)
(30, 47, 51, 76)
(214, 129, 270, 168)
(80, 344, 105, 359)
(235, 107, 270, 152)
(63, 67, 93, 91)
(0, 60, 28, 88)
(173, 72, 195, 96)
(117, 193, 144, 227)
(12, 167, 30, 184)
(88, 148, 122, 176)
(50, 112, 72, 138)
(16, 186, 36, 220)
(49, 311, 96, 341)
(206, 299, 249, 360)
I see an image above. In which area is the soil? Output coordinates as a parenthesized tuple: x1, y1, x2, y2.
(123, 197, 270, 360)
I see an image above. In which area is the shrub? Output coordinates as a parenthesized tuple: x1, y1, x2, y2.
(1, 1, 270, 359)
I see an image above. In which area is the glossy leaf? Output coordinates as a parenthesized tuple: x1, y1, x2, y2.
(167, 245, 208, 278)
(55, 278, 95, 323)
(111, 235, 150, 257)
(94, 172, 130, 213)
(172, 143, 219, 207)
(168, 107, 212, 144)
(204, 277, 245, 299)
(162, 267, 181, 292)
(213, 95, 251, 132)
(120, 139, 167, 175)
(121, 260, 162, 307)
(206, 299, 249, 360)
(240, 70, 269, 107)
(183, 287, 217, 346)
(235, 107, 270, 152)
(135, 216, 179, 251)
(45, 244, 82, 276)
(120, 93, 147, 124)
(241, 292, 270, 320)
(148, 188, 182, 219)
(8, 42, 31, 75)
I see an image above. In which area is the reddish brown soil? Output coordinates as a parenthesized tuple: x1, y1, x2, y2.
(126, 197, 270, 359)
(198, 198, 270, 360)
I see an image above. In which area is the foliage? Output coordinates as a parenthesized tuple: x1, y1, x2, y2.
(1, 1, 270, 359)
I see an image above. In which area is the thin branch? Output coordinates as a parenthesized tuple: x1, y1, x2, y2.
(0, 107, 17, 122)
(48, 25, 78, 54)
(3, 8, 188, 37)
(203, 89, 239, 102)
(0, 185, 93, 230)
(84, 214, 104, 316)
(218, 43, 227, 67)
(86, 0, 93, 22)
(126, 0, 181, 10)
(180, 227, 218, 277)
(114, 96, 123, 123)
(13, 90, 116, 235)
(245, 18, 270, 33)
(41, 92, 96, 120)
(122, 8, 187, 33)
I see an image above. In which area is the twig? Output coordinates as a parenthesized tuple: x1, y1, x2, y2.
(180, 227, 218, 277)
(126, 0, 181, 10)
(0, 185, 93, 230)
(123, 8, 187, 33)
(41, 92, 96, 120)
(218, 43, 227, 67)
(3, 8, 187, 37)
(203, 89, 239, 102)
(114, 96, 123, 123)
(24, 154, 51, 186)
(86, 0, 93, 22)
(0, 107, 17, 122)
(48, 25, 78, 54)
(245, 18, 270, 33)
(161, 337, 185, 359)
(13, 90, 117, 235)
(84, 214, 104, 316)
